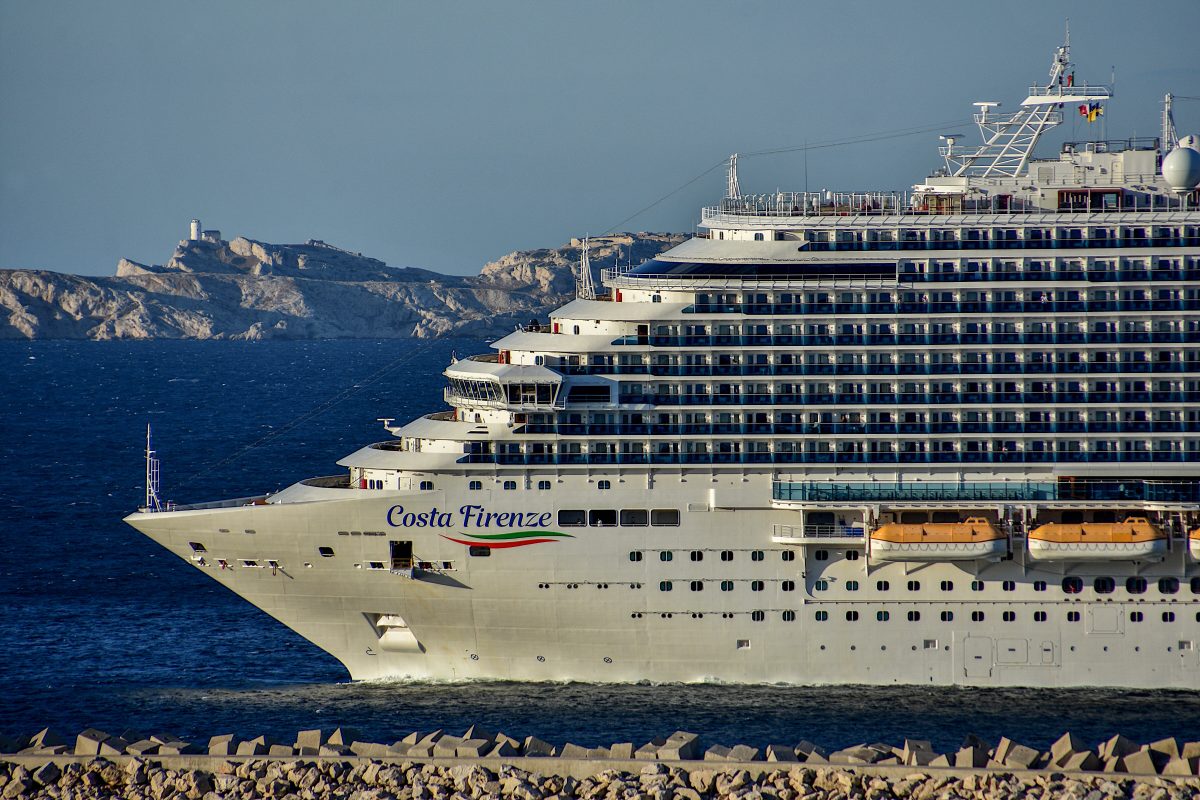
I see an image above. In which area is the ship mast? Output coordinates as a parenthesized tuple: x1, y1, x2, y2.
(943, 26, 1112, 178)
(577, 237, 596, 300)
(145, 424, 163, 513)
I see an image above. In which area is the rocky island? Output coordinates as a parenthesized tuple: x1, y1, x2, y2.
(0, 227, 683, 340)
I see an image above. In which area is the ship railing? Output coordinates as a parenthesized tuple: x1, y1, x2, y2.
(1026, 83, 1111, 99)
(602, 267, 900, 291)
(167, 494, 271, 512)
(771, 523, 866, 543)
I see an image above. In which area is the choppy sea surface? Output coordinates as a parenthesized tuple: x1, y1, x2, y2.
(1, 339, 1197, 752)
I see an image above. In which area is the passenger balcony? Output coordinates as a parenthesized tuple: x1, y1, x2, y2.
(771, 523, 866, 546)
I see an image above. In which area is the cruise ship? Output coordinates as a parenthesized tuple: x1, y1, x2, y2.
(126, 37, 1200, 688)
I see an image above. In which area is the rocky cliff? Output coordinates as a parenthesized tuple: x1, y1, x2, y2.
(0, 233, 683, 340)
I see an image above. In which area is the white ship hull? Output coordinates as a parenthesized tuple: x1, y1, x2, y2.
(125, 470, 1200, 688)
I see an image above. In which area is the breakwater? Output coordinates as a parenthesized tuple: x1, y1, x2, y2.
(3, 728, 1200, 799)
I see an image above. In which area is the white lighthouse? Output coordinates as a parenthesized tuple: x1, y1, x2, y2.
(189, 219, 201, 241)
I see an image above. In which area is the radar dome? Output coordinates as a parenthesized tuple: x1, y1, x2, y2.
(1162, 142, 1200, 192)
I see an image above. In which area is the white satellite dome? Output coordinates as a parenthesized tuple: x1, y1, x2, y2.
(1162, 139, 1200, 192)
(1178, 134, 1200, 151)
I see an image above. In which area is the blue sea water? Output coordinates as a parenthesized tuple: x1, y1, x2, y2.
(1, 339, 1198, 753)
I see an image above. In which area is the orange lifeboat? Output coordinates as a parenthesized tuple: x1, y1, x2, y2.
(870, 517, 1007, 561)
(1028, 517, 1167, 561)
(1190, 527, 1200, 561)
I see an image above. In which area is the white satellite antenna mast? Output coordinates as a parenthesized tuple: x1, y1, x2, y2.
(577, 236, 596, 300)
(726, 153, 741, 199)
(1163, 93, 1177, 154)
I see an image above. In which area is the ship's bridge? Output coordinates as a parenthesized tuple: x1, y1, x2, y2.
(443, 354, 562, 410)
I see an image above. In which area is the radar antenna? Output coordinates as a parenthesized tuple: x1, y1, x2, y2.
(577, 237, 596, 300)
(145, 424, 163, 512)
(1163, 93, 1177, 154)
(726, 153, 741, 199)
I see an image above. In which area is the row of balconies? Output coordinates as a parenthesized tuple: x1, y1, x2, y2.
(631, 331, 1198, 348)
(457, 451, 1200, 467)
(674, 298, 1200, 316)
(560, 362, 1200, 377)
(613, 390, 1200, 407)
(517, 421, 1200, 437)
(796, 235, 1200, 252)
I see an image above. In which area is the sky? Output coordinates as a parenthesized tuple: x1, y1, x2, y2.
(2, 1, 1198, 277)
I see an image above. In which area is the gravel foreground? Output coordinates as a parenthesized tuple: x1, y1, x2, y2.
(3, 727, 1200, 799)
(3, 758, 1200, 800)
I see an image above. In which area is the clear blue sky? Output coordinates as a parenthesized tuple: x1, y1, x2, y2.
(2, 1, 1198, 276)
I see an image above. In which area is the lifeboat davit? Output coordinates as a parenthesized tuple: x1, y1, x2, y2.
(1027, 517, 1167, 561)
(1190, 527, 1200, 561)
(870, 517, 1007, 561)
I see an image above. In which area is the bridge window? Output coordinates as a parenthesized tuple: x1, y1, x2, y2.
(620, 509, 648, 526)
(558, 510, 586, 527)
(589, 510, 617, 527)
(651, 509, 680, 526)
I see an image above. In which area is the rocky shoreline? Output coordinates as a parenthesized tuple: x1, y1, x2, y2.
(3, 728, 1199, 799)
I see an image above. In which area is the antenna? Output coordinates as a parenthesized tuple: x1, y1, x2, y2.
(577, 237, 596, 300)
(726, 153, 741, 199)
(145, 424, 163, 512)
(1163, 93, 1176, 153)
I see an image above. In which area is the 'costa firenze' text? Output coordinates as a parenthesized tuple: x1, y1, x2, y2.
(386, 504, 552, 529)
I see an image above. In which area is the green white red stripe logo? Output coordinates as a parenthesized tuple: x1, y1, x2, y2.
(440, 530, 573, 549)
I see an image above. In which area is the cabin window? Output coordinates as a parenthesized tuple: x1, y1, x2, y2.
(752, 550, 765, 561)
(469, 546, 491, 557)
(752, 611, 765, 622)
(876, 580, 890, 591)
(907, 580, 921, 591)
(1159, 577, 1180, 594)
(537, 480, 551, 490)
(907, 611, 921, 622)
(1034, 611, 1047, 622)
(689, 550, 704, 562)
(721, 580, 734, 591)
(720, 550, 734, 561)
(651, 509, 680, 526)
(1033, 581, 1047, 591)
(659, 581, 672, 591)
(1130, 612, 1144, 622)
(940, 580, 954, 591)
(468, 480, 482, 490)
(660, 551, 673, 562)
(1094, 577, 1115, 594)
(558, 510, 586, 526)
(628, 551, 642, 562)
(940, 611, 954, 622)
(1162, 611, 1176, 622)
(1191, 577, 1200, 594)
(597, 480, 611, 490)
(845, 580, 859, 591)
(814, 611, 828, 621)
(1067, 611, 1081, 622)
(781, 550, 795, 562)
(690, 581, 703, 592)
(971, 580, 985, 591)
(620, 509, 648, 526)
(502, 480, 516, 490)
(318, 547, 334, 558)
(589, 510, 617, 527)
(971, 611, 985, 622)
(1002, 611, 1017, 622)
(1062, 576, 1083, 594)
(781, 580, 795, 592)
(1002, 581, 1016, 591)
(419, 480, 434, 490)
(753, 580, 767, 591)
(877, 611, 890, 621)
(846, 610, 859, 621)
(846, 550, 859, 560)
(1126, 577, 1147, 594)
(782, 610, 796, 621)
(188, 542, 207, 553)
(813, 550, 829, 561)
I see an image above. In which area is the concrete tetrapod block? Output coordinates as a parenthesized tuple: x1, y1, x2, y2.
(659, 732, 701, 761)
(28, 729, 65, 750)
(1149, 737, 1180, 759)
(462, 725, 496, 744)
(704, 745, 732, 762)
(485, 740, 520, 758)
(1122, 748, 1161, 775)
(559, 743, 591, 759)
(31, 762, 61, 787)
(1063, 751, 1103, 772)
(295, 730, 323, 750)
(609, 743, 635, 760)
(999, 740, 1041, 770)
(765, 744, 798, 762)
(207, 735, 239, 757)
(432, 736, 463, 757)
(98, 736, 130, 756)
(1050, 732, 1091, 766)
(74, 729, 111, 757)
(350, 741, 389, 758)
(522, 735, 556, 757)
(326, 727, 362, 747)
(928, 754, 953, 768)
(1183, 742, 1200, 760)
(400, 731, 423, 746)
(1102, 755, 1127, 773)
(955, 745, 989, 769)
(588, 747, 610, 759)
(236, 736, 271, 756)
(634, 742, 660, 760)
(124, 739, 159, 757)
(268, 744, 296, 757)
(1099, 734, 1141, 760)
(727, 744, 761, 762)
(456, 738, 493, 757)
(1162, 756, 1199, 776)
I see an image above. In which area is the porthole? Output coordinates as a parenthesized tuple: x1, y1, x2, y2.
(781, 550, 795, 562)
(468, 480, 482, 491)
(781, 580, 795, 592)
(812, 550, 828, 561)
(659, 551, 673, 562)
(846, 610, 859, 621)
(752, 611, 765, 622)
(877, 611, 890, 621)
(876, 580, 890, 591)
(659, 581, 673, 592)
(782, 611, 796, 622)
(751, 550, 765, 561)
(752, 580, 765, 592)
(971, 611, 985, 622)
(1159, 577, 1180, 595)
(629, 551, 643, 562)
(1094, 577, 1115, 594)
(814, 611, 828, 621)
(720, 580, 734, 592)
(689, 580, 703, 592)
(720, 550, 734, 562)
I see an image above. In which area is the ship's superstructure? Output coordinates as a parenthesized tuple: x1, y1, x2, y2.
(127, 38, 1200, 688)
